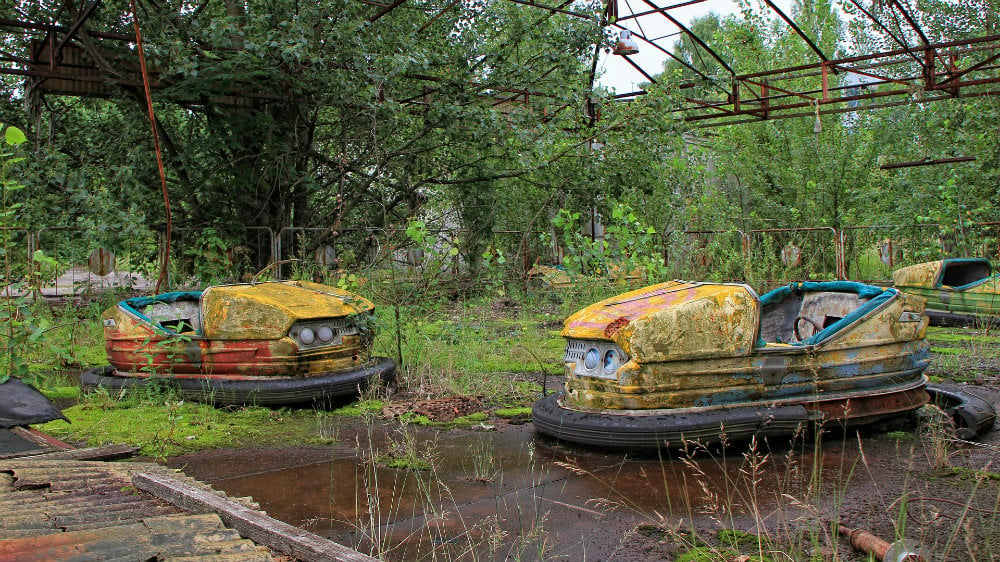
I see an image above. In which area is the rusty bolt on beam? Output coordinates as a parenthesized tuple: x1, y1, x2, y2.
(839, 526, 929, 562)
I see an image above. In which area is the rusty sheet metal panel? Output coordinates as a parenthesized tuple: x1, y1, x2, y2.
(202, 281, 374, 340)
(101, 280, 376, 377)
(563, 281, 759, 361)
(102, 334, 368, 377)
(892, 261, 942, 288)
(0, 459, 281, 561)
(527, 265, 577, 289)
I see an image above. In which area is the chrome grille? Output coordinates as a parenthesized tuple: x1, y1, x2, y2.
(563, 340, 586, 362)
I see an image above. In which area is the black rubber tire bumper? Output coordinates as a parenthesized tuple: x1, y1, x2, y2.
(925, 309, 1000, 328)
(80, 357, 396, 407)
(531, 393, 811, 449)
(925, 382, 997, 439)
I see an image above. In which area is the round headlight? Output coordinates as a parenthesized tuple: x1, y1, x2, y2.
(299, 327, 315, 345)
(317, 325, 335, 343)
(584, 348, 600, 370)
(603, 349, 620, 374)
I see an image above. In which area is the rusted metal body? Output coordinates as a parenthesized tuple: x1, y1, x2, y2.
(0, 458, 376, 561)
(533, 280, 930, 447)
(90, 280, 395, 404)
(526, 264, 643, 290)
(893, 258, 999, 326)
(526, 265, 577, 289)
(840, 526, 928, 562)
(0, 459, 278, 561)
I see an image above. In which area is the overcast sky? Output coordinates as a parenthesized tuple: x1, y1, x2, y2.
(596, 0, 796, 92)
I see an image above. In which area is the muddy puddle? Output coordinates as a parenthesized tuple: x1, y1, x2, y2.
(167, 421, 890, 561)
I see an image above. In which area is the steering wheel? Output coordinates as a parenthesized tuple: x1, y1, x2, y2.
(793, 315, 824, 342)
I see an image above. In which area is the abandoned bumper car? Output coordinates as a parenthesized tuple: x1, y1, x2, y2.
(893, 258, 999, 327)
(82, 281, 395, 405)
(533, 280, 957, 448)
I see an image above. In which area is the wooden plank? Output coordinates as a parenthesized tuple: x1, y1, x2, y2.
(11, 444, 139, 461)
(134, 472, 379, 562)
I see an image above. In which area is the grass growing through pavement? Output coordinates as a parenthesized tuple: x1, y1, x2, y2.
(925, 324, 1000, 383)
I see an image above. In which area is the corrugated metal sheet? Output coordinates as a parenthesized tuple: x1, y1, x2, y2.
(0, 459, 282, 561)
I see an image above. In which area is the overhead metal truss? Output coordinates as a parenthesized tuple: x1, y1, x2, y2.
(599, 0, 1000, 127)
(2, 0, 1000, 128)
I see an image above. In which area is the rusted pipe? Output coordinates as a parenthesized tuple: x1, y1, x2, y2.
(839, 526, 927, 562)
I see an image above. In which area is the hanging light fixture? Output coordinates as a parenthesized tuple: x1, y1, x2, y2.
(614, 30, 639, 56)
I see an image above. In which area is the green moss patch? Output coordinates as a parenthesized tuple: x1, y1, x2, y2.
(494, 407, 532, 418)
(38, 392, 355, 458)
(329, 400, 385, 417)
(676, 547, 773, 562)
(39, 386, 80, 400)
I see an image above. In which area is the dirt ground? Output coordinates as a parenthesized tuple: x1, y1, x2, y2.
(165, 373, 999, 562)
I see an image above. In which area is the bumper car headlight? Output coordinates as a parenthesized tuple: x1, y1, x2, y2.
(317, 325, 335, 343)
(564, 339, 629, 379)
(603, 349, 621, 374)
(298, 327, 315, 345)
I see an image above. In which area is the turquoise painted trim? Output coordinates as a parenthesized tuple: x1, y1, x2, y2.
(757, 281, 897, 347)
(803, 288, 895, 345)
(119, 291, 203, 336)
(939, 258, 997, 291)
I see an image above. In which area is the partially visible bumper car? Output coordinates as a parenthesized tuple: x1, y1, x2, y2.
(893, 258, 999, 326)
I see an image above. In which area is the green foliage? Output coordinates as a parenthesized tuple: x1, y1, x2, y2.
(5, 0, 606, 283)
(183, 228, 241, 285)
(1, 124, 42, 385)
(549, 202, 668, 282)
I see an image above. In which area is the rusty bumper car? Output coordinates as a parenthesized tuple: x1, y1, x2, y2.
(532, 280, 935, 448)
(892, 258, 999, 327)
(81, 280, 395, 406)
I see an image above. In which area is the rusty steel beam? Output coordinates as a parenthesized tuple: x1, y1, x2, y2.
(368, 0, 408, 22)
(503, 0, 594, 19)
(636, 0, 735, 76)
(891, 0, 930, 46)
(761, 0, 829, 63)
(845, 0, 923, 67)
(54, 0, 102, 62)
(940, 52, 1000, 85)
(0, 17, 132, 42)
(615, 25, 729, 94)
(880, 156, 976, 170)
(621, 52, 658, 84)
(689, 88, 1000, 128)
(614, 0, 710, 22)
(737, 34, 1000, 81)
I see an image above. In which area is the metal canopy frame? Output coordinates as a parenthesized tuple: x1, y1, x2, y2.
(597, 0, 1000, 126)
(2, 0, 1000, 127)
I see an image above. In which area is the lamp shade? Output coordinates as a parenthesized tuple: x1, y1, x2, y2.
(614, 30, 639, 56)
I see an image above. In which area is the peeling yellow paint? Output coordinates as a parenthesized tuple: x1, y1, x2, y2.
(559, 281, 929, 412)
(202, 282, 374, 340)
